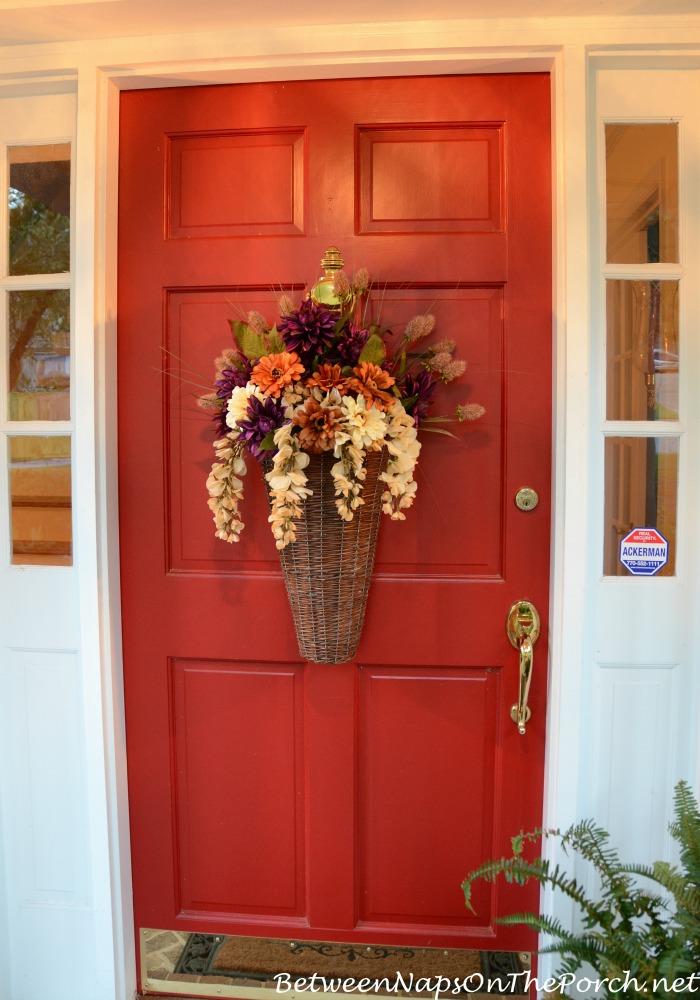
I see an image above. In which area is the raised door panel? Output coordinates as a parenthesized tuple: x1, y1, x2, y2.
(358, 124, 502, 233)
(357, 667, 499, 932)
(171, 660, 306, 918)
(168, 130, 305, 238)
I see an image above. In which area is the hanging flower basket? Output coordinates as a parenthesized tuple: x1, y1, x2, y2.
(263, 449, 387, 663)
(199, 247, 485, 663)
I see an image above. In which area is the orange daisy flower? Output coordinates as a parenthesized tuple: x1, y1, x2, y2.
(250, 351, 304, 397)
(306, 363, 348, 394)
(293, 398, 343, 454)
(345, 362, 396, 410)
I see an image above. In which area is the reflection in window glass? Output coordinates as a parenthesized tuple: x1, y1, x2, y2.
(9, 436, 72, 566)
(605, 124, 678, 265)
(604, 437, 678, 577)
(8, 144, 71, 276)
(606, 279, 678, 421)
(8, 289, 70, 420)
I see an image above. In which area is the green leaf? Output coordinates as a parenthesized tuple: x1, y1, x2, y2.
(258, 432, 277, 452)
(229, 320, 266, 360)
(266, 326, 284, 354)
(358, 333, 386, 366)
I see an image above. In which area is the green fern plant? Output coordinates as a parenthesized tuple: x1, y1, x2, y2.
(462, 781, 700, 999)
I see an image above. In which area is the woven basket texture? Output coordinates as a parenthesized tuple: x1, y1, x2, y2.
(264, 449, 387, 664)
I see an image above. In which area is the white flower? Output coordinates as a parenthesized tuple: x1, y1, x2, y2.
(282, 383, 306, 407)
(335, 395, 387, 451)
(226, 383, 264, 431)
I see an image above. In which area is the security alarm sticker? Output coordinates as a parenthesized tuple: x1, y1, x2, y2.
(619, 526, 669, 576)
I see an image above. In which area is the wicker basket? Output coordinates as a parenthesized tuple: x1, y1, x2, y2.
(264, 449, 387, 664)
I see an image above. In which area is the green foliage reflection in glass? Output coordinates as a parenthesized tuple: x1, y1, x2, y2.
(9, 152, 70, 276)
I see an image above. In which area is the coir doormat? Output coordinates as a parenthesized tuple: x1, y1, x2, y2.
(174, 934, 526, 995)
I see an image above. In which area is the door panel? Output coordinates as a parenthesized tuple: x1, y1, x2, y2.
(168, 129, 306, 239)
(356, 124, 503, 234)
(357, 667, 498, 929)
(171, 659, 306, 918)
(118, 74, 552, 962)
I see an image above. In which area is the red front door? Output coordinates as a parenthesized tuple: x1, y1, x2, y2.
(118, 73, 551, 971)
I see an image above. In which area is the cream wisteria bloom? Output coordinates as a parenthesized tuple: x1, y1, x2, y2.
(265, 424, 312, 549)
(331, 439, 367, 521)
(379, 400, 422, 520)
(206, 437, 247, 542)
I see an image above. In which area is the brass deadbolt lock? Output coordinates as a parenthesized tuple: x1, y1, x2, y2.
(515, 487, 539, 511)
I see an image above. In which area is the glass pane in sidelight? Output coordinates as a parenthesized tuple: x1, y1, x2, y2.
(605, 124, 678, 265)
(8, 288, 70, 420)
(8, 143, 71, 275)
(606, 279, 679, 421)
(9, 436, 72, 566)
(604, 436, 678, 577)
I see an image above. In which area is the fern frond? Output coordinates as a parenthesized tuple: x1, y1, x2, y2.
(462, 780, 700, 991)
(463, 853, 609, 928)
(561, 819, 622, 874)
(671, 781, 700, 891)
(496, 911, 571, 938)
(559, 820, 647, 929)
(623, 860, 700, 919)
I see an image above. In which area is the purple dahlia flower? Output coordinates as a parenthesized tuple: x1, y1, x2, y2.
(401, 369, 438, 427)
(237, 395, 286, 460)
(212, 406, 231, 438)
(211, 362, 253, 436)
(214, 362, 253, 399)
(335, 323, 370, 367)
(278, 299, 336, 364)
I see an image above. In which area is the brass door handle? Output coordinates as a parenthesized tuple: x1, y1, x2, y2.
(506, 600, 540, 735)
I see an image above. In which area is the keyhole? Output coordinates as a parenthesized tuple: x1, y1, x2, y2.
(515, 487, 539, 511)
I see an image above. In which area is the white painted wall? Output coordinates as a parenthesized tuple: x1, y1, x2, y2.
(0, 16, 698, 1000)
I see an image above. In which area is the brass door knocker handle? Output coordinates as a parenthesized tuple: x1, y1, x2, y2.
(505, 600, 540, 735)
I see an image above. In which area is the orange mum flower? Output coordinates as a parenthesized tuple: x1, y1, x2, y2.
(306, 363, 348, 394)
(250, 351, 304, 397)
(346, 362, 396, 410)
(293, 398, 343, 454)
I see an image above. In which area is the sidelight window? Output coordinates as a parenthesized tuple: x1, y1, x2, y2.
(603, 123, 680, 577)
(2, 142, 72, 566)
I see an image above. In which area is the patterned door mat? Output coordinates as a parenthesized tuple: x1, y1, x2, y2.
(172, 934, 527, 995)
